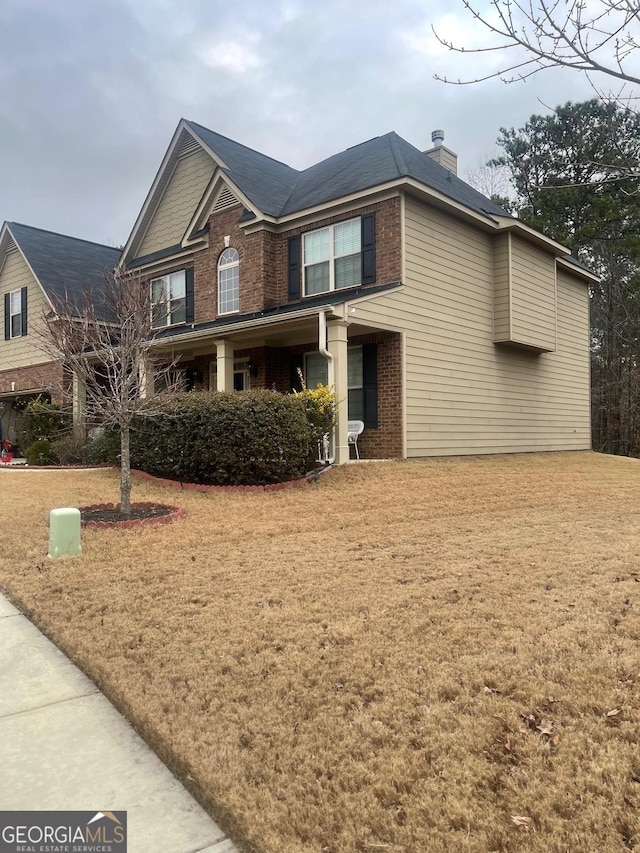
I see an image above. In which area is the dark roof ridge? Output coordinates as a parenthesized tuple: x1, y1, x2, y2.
(387, 132, 408, 177)
(7, 221, 120, 252)
(184, 120, 299, 174)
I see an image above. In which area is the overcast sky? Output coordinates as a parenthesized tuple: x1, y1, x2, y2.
(0, 0, 598, 247)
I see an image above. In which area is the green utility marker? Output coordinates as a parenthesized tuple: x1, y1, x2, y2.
(48, 507, 82, 558)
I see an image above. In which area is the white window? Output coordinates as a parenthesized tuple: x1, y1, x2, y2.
(218, 248, 239, 315)
(151, 271, 186, 328)
(10, 289, 23, 338)
(208, 360, 250, 391)
(303, 219, 361, 296)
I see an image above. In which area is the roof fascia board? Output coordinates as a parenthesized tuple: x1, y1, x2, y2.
(557, 256, 599, 283)
(181, 169, 259, 245)
(494, 216, 570, 256)
(184, 123, 230, 171)
(127, 246, 199, 275)
(150, 303, 340, 348)
(2, 224, 56, 312)
(402, 179, 502, 230)
(120, 120, 203, 266)
(241, 186, 403, 235)
(245, 178, 500, 232)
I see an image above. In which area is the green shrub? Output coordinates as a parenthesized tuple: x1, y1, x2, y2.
(85, 428, 121, 465)
(25, 439, 58, 466)
(19, 399, 71, 447)
(128, 390, 311, 485)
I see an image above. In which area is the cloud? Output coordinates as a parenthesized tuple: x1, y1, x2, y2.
(196, 36, 263, 75)
(0, 0, 603, 244)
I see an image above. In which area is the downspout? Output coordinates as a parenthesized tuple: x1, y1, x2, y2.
(318, 310, 335, 464)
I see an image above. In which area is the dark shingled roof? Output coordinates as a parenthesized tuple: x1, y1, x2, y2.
(185, 121, 299, 217)
(185, 123, 510, 220)
(7, 223, 121, 314)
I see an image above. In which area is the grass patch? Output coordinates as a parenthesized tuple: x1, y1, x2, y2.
(1, 451, 639, 852)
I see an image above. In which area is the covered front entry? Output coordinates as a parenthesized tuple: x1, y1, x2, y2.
(155, 310, 404, 462)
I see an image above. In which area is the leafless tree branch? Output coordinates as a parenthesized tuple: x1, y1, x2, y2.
(433, 0, 640, 101)
(34, 266, 183, 514)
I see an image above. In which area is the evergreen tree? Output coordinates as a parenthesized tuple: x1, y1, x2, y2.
(492, 101, 640, 456)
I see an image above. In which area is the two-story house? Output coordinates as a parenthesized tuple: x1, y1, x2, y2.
(0, 222, 120, 443)
(1, 120, 595, 461)
(119, 120, 594, 462)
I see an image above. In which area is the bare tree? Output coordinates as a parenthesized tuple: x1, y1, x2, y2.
(433, 0, 640, 105)
(464, 152, 514, 206)
(38, 267, 181, 516)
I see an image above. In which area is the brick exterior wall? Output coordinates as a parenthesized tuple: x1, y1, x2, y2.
(136, 196, 404, 459)
(141, 195, 402, 326)
(274, 196, 402, 307)
(0, 361, 65, 401)
(176, 331, 403, 459)
(351, 332, 403, 459)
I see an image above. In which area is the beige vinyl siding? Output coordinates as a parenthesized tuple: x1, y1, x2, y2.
(137, 147, 215, 258)
(493, 232, 510, 341)
(0, 249, 52, 370)
(354, 194, 590, 457)
(509, 235, 557, 351)
(493, 233, 557, 351)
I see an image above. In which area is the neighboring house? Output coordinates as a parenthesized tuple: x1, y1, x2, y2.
(0, 222, 120, 442)
(118, 120, 595, 462)
(1, 122, 595, 461)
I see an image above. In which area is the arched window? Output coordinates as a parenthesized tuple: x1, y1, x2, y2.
(218, 248, 239, 315)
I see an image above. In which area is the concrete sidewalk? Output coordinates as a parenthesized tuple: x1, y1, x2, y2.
(0, 594, 240, 853)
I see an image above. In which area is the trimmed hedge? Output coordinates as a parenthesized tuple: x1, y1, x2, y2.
(126, 391, 312, 486)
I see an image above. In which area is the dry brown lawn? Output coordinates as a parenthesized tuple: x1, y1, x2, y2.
(1, 451, 639, 853)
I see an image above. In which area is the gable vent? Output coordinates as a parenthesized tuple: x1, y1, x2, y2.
(4, 238, 17, 254)
(213, 185, 240, 211)
(178, 135, 201, 160)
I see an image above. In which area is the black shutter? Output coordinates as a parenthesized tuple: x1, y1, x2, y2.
(4, 293, 9, 340)
(288, 235, 301, 300)
(21, 286, 27, 336)
(185, 268, 195, 323)
(361, 212, 376, 285)
(362, 343, 378, 429)
(289, 353, 304, 392)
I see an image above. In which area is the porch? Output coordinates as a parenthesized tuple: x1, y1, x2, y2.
(151, 310, 404, 462)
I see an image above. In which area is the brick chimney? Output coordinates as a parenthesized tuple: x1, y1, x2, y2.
(424, 129, 458, 175)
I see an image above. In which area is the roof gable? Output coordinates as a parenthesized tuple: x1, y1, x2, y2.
(136, 143, 216, 258)
(3, 222, 121, 315)
(184, 124, 510, 220)
(122, 121, 512, 261)
(185, 121, 299, 217)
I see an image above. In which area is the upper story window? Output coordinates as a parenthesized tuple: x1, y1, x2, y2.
(151, 271, 186, 328)
(218, 248, 239, 315)
(10, 289, 23, 338)
(4, 287, 27, 340)
(303, 219, 361, 296)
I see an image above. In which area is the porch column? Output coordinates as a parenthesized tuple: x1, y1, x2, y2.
(327, 320, 350, 465)
(214, 339, 234, 391)
(138, 354, 155, 400)
(72, 371, 86, 437)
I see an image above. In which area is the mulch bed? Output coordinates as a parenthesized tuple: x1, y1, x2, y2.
(79, 501, 184, 529)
